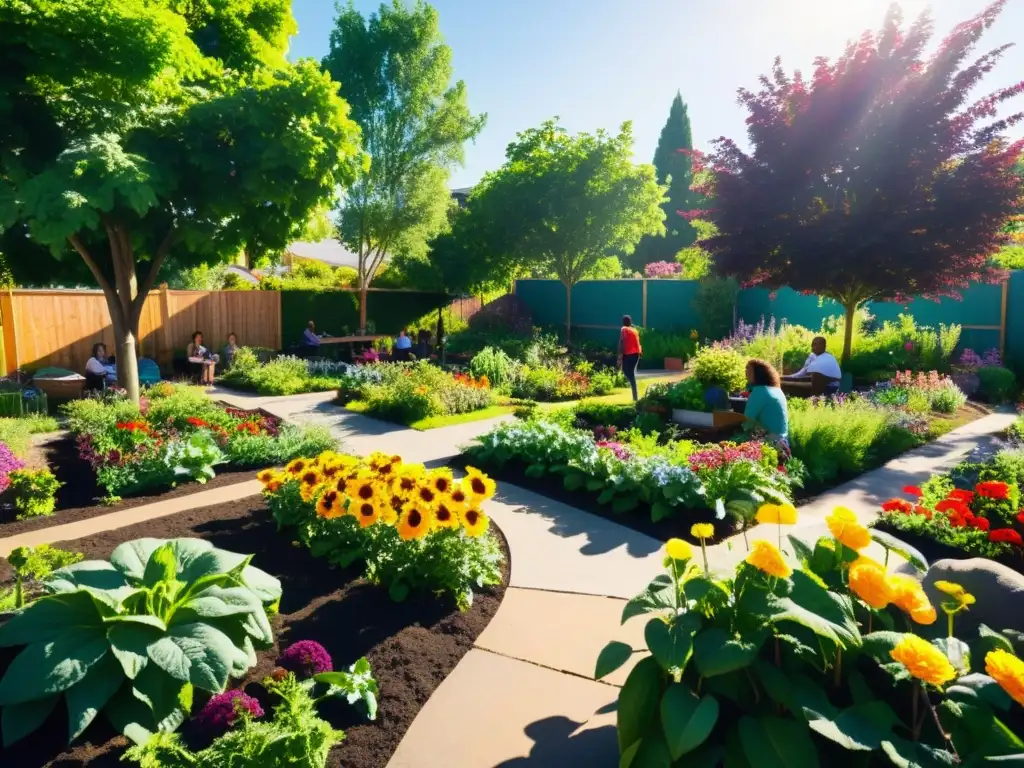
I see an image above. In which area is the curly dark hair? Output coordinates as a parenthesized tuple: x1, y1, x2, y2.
(747, 358, 781, 388)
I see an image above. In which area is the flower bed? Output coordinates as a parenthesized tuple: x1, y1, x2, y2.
(873, 445, 1024, 572)
(219, 348, 346, 395)
(468, 345, 625, 401)
(0, 475, 509, 766)
(336, 361, 495, 426)
(597, 510, 1024, 765)
(462, 417, 797, 543)
(65, 384, 336, 499)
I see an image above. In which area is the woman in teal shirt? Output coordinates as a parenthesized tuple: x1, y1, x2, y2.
(742, 358, 789, 449)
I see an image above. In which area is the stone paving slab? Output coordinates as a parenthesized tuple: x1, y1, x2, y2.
(484, 483, 665, 599)
(386, 649, 618, 768)
(474, 587, 646, 686)
(0, 480, 261, 557)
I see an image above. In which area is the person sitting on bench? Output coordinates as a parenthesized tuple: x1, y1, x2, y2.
(784, 336, 841, 393)
(84, 342, 110, 392)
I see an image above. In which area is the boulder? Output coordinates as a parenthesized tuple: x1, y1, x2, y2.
(922, 558, 1024, 636)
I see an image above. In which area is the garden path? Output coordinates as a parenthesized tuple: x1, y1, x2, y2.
(0, 401, 1013, 766)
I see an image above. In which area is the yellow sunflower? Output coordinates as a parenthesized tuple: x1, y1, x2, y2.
(299, 469, 325, 502)
(346, 470, 380, 504)
(369, 451, 402, 478)
(460, 507, 490, 537)
(429, 469, 456, 497)
(463, 467, 496, 502)
(314, 450, 340, 466)
(448, 485, 470, 508)
(432, 501, 461, 530)
(393, 464, 425, 498)
(413, 482, 439, 508)
(285, 458, 308, 476)
(381, 496, 401, 525)
(256, 468, 278, 485)
(352, 498, 382, 528)
(316, 489, 345, 519)
(397, 504, 433, 541)
(319, 463, 342, 482)
(265, 479, 282, 493)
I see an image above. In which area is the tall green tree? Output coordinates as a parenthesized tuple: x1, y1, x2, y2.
(455, 120, 666, 340)
(630, 92, 699, 271)
(322, 0, 485, 330)
(0, 0, 361, 401)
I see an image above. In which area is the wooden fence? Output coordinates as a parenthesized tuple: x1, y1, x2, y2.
(0, 289, 282, 375)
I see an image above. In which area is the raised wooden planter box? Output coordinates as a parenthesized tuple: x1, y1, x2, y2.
(664, 357, 684, 371)
(671, 408, 746, 428)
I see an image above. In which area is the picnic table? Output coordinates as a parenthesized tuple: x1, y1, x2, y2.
(316, 334, 389, 360)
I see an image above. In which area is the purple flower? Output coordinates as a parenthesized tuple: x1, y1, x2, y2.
(596, 440, 632, 461)
(0, 441, 25, 493)
(644, 261, 682, 278)
(194, 690, 264, 736)
(276, 640, 333, 678)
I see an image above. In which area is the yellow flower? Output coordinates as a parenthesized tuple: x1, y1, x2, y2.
(315, 489, 344, 520)
(298, 468, 324, 502)
(745, 540, 792, 579)
(690, 523, 714, 540)
(447, 484, 469, 509)
(890, 634, 956, 687)
(314, 450, 340, 466)
(848, 558, 893, 609)
(934, 580, 975, 608)
(346, 470, 379, 504)
(397, 504, 433, 541)
(428, 468, 456, 497)
(985, 650, 1024, 706)
(265, 479, 282, 493)
(285, 458, 309, 476)
(413, 482, 439, 508)
(432, 501, 461, 530)
(381, 495, 402, 525)
(755, 503, 797, 525)
(460, 507, 490, 537)
(888, 574, 937, 625)
(256, 468, 278, 485)
(369, 452, 402, 478)
(463, 467, 497, 502)
(665, 538, 692, 562)
(351, 498, 382, 528)
(826, 507, 872, 551)
(393, 464, 425, 498)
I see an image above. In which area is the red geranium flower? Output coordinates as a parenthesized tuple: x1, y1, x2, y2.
(947, 512, 967, 528)
(882, 498, 913, 513)
(972, 517, 991, 531)
(976, 481, 1010, 500)
(902, 485, 923, 497)
(936, 499, 970, 516)
(913, 505, 932, 519)
(1017, 511, 1024, 525)
(948, 489, 975, 503)
(186, 417, 209, 428)
(989, 529, 1023, 545)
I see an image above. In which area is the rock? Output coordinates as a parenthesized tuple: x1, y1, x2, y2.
(922, 558, 1024, 636)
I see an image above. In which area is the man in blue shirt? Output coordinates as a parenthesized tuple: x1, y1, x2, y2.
(303, 321, 321, 348)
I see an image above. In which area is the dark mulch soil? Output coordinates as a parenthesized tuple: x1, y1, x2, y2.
(872, 520, 1024, 575)
(0, 434, 262, 537)
(0, 496, 509, 768)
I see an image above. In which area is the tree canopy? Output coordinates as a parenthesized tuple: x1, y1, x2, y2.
(322, 0, 484, 329)
(444, 119, 665, 339)
(694, 1, 1024, 361)
(0, 0, 361, 398)
(631, 92, 700, 271)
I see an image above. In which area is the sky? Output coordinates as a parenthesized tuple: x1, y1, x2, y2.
(288, 0, 1024, 189)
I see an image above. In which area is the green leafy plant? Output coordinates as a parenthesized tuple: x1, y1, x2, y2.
(0, 538, 281, 747)
(7, 467, 62, 519)
(469, 346, 519, 388)
(636, 328, 697, 368)
(0, 545, 83, 611)
(978, 365, 1017, 403)
(665, 378, 707, 411)
(690, 346, 746, 393)
(164, 431, 226, 483)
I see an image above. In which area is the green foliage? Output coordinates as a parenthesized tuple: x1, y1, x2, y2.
(675, 218, 718, 280)
(978, 366, 1017, 403)
(690, 346, 746, 393)
(7, 468, 61, 519)
(0, 415, 58, 458)
(220, 352, 341, 396)
(693, 277, 738, 340)
(0, 538, 280, 747)
(322, 0, 484, 311)
(164, 431, 226, 484)
(349, 362, 495, 425)
(637, 329, 696, 368)
(124, 671, 351, 768)
(469, 347, 518, 388)
(1, 545, 83, 611)
(665, 379, 708, 412)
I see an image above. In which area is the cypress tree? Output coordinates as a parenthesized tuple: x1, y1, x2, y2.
(631, 92, 699, 271)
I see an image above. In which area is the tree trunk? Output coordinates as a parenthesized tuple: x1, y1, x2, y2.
(564, 281, 572, 344)
(359, 287, 368, 334)
(842, 299, 858, 365)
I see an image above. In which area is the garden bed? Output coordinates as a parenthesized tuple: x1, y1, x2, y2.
(871, 519, 1024, 574)
(0, 496, 509, 768)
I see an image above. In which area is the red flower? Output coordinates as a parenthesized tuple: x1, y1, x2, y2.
(882, 498, 913, 513)
(948, 513, 967, 528)
(936, 499, 970, 516)
(976, 481, 1010, 500)
(989, 528, 1023, 545)
(913, 505, 932, 519)
(1017, 511, 1024, 525)
(186, 417, 209, 428)
(972, 517, 991, 531)
(902, 485, 923, 497)
(948, 489, 975, 503)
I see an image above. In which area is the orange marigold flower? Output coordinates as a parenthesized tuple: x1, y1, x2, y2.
(745, 540, 792, 579)
(986, 650, 1024, 706)
(826, 507, 872, 551)
(848, 558, 893, 610)
(890, 635, 956, 687)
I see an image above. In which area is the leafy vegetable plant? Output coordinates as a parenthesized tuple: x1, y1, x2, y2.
(0, 538, 280, 747)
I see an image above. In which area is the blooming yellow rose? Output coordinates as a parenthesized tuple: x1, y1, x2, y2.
(745, 540, 792, 579)
(690, 523, 715, 540)
(848, 558, 893, 609)
(755, 503, 798, 525)
(888, 574, 937, 625)
(986, 649, 1024, 706)
(890, 635, 956, 687)
(666, 538, 693, 562)
(826, 507, 872, 551)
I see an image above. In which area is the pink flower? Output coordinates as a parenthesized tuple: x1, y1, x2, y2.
(904, 341, 914, 351)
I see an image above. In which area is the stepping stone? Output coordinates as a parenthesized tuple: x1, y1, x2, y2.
(475, 587, 647, 686)
(387, 649, 618, 768)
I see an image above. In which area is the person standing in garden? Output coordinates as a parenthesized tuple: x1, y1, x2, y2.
(743, 358, 789, 456)
(618, 315, 643, 401)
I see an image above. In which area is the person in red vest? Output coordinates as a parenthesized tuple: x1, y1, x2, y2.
(617, 315, 643, 401)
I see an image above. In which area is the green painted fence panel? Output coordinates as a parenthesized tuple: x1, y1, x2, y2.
(515, 280, 566, 328)
(646, 280, 701, 331)
(571, 280, 642, 327)
(1007, 271, 1024, 371)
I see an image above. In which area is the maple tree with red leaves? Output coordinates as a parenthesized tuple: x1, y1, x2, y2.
(690, 1, 1024, 362)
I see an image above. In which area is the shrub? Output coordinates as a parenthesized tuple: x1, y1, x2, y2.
(596, 520, 1019, 766)
(692, 276, 738, 339)
(220, 350, 340, 395)
(637, 328, 697, 368)
(978, 365, 1016, 403)
(0, 538, 280, 747)
(929, 381, 968, 414)
(690, 346, 746, 393)
(0, 544, 83, 611)
(262, 452, 504, 609)
(7, 467, 61, 519)
(469, 346, 519, 388)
